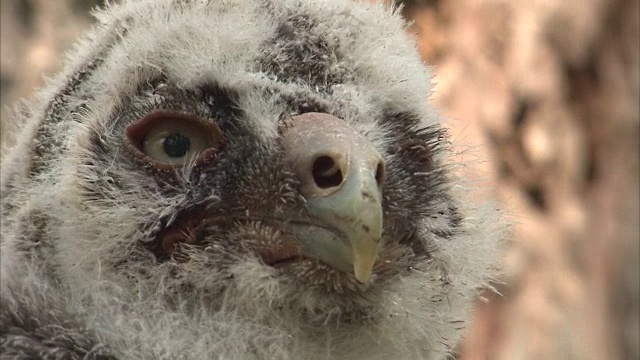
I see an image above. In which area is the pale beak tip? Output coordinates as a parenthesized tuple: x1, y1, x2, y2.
(353, 255, 376, 284)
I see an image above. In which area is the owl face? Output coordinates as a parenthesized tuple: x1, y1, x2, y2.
(1, 0, 484, 332)
(0, 2, 504, 357)
(84, 84, 447, 293)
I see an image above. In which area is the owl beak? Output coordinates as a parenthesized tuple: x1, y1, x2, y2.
(283, 113, 384, 283)
(303, 159, 383, 283)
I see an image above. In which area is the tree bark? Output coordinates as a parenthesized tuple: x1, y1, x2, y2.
(402, 1, 639, 359)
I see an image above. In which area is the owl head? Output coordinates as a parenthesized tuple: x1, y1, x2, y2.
(0, 0, 503, 358)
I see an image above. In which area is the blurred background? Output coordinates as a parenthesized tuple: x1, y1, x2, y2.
(1, 0, 638, 359)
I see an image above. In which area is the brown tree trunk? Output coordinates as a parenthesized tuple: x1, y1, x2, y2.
(403, 0, 639, 359)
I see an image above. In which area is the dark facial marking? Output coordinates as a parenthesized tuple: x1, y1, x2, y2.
(28, 23, 128, 178)
(260, 13, 353, 90)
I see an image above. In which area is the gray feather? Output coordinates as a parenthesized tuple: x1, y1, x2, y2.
(0, 0, 505, 359)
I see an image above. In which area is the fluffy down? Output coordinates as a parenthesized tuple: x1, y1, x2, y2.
(0, 0, 505, 359)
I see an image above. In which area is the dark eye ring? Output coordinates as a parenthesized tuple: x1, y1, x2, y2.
(124, 110, 223, 169)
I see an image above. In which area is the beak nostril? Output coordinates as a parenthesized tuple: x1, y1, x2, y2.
(312, 156, 344, 189)
(375, 162, 385, 187)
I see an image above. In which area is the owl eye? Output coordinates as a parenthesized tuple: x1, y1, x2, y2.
(125, 110, 222, 168)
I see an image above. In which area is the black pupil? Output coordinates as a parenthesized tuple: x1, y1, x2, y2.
(163, 133, 191, 158)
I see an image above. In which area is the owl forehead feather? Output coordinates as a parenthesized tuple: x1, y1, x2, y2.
(90, 0, 432, 114)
